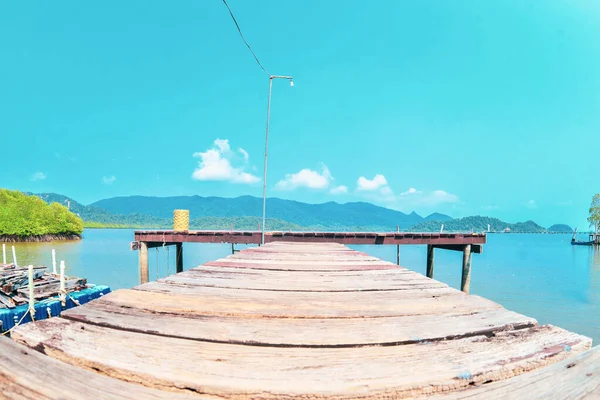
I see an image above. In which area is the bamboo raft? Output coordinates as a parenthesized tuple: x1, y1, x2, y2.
(2, 242, 599, 399)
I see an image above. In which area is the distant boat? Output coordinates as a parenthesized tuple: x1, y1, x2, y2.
(571, 227, 596, 246)
(571, 238, 594, 246)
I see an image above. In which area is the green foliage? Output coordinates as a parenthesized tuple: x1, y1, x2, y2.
(0, 189, 84, 236)
(548, 224, 573, 232)
(588, 194, 600, 232)
(408, 215, 547, 233)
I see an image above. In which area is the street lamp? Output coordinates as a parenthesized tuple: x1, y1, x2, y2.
(261, 75, 293, 245)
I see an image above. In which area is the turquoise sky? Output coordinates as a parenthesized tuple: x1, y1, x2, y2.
(1, 1, 599, 227)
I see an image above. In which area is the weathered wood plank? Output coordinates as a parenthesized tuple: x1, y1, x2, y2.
(205, 260, 399, 271)
(92, 288, 504, 318)
(135, 282, 463, 313)
(431, 345, 600, 399)
(0, 336, 203, 400)
(160, 267, 446, 292)
(60, 300, 537, 346)
(12, 319, 591, 399)
(160, 273, 448, 292)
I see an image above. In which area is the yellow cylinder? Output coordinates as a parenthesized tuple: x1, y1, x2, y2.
(173, 209, 190, 232)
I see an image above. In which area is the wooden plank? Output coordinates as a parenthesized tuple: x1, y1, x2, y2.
(12, 319, 591, 399)
(96, 288, 504, 318)
(205, 260, 399, 271)
(433, 244, 483, 254)
(160, 269, 448, 292)
(135, 282, 463, 314)
(430, 346, 600, 399)
(0, 336, 202, 400)
(133, 231, 487, 246)
(191, 264, 413, 277)
(60, 300, 537, 347)
(16, 278, 86, 300)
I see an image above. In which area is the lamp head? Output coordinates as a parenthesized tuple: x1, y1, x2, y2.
(289, 79, 294, 87)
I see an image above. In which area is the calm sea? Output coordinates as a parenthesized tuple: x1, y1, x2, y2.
(6, 229, 599, 345)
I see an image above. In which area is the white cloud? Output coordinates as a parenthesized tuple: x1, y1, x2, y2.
(394, 187, 459, 208)
(330, 185, 348, 195)
(524, 199, 537, 209)
(430, 190, 459, 204)
(192, 139, 260, 184)
(400, 187, 421, 196)
(238, 148, 249, 162)
(356, 174, 387, 191)
(275, 164, 333, 191)
(102, 176, 116, 185)
(31, 172, 46, 181)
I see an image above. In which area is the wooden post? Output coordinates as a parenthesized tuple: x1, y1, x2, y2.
(231, 243, 235, 255)
(176, 243, 183, 273)
(461, 244, 472, 294)
(396, 226, 400, 265)
(426, 245, 435, 278)
(139, 242, 149, 284)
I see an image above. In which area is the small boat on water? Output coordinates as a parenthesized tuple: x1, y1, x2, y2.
(571, 238, 594, 246)
(570, 228, 598, 246)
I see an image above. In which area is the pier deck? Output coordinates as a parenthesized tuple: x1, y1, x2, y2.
(4, 242, 599, 399)
(132, 230, 487, 292)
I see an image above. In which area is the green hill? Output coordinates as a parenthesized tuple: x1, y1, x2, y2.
(409, 216, 547, 233)
(548, 224, 573, 232)
(0, 189, 83, 240)
(89, 195, 447, 231)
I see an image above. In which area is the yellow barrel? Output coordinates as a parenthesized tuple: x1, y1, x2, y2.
(173, 209, 190, 232)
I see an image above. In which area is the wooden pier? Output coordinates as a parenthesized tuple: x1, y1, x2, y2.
(132, 230, 487, 293)
(2, 242, 599, 399)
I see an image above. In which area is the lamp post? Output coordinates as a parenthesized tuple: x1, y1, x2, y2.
(261, 75, 293, 245)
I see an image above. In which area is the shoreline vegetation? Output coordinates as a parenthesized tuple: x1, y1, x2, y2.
(0, 189, 83, 243)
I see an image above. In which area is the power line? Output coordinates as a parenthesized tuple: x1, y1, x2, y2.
(221, 0, 270, 76)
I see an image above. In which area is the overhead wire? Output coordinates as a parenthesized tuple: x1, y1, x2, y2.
(221, 0, 271, 76)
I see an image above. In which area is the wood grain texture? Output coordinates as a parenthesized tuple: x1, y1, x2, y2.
(430, 345, 600, 399)
(0, 336, 205, 400)
(60, 300, 536, 346)
(12, 319, 591, 399)
(8, 242, 595, 399)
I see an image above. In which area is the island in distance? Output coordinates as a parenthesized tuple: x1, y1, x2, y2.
(24, 192, 578, 234)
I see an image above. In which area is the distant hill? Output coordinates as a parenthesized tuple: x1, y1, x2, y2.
(409, 216, 547, 233)
(32, 192, 552, 233)
(548, 224, 573, 232)
(90, 195, 449, 231)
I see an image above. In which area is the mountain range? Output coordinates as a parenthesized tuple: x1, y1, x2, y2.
(29, 192, 571, 233)
(31, 193, 452, 231)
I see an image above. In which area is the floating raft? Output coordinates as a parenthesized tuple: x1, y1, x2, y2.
(0, 262, 111, 333)
(4, 242, 600, 399)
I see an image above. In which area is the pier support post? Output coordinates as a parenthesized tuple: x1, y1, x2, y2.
(461, 244, 472, 294)
(176, 243, 183, 273)
(396, 245, 400, 265)
(426, 245, 435, 278)
(139, 242, 149, 284)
